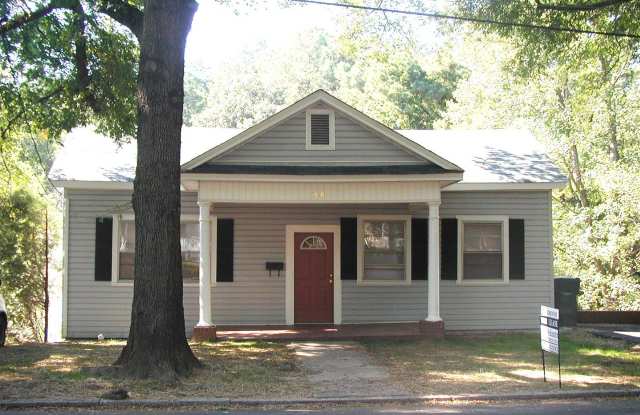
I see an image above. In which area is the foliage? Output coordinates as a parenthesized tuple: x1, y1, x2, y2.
(0, 1, 139, 143)
(0, 130, 58, 341)
(0, 187, 48, 341)
(186, 28, 466, 129)
(555, 166, 640, 311)
(440, 0, 640, 309)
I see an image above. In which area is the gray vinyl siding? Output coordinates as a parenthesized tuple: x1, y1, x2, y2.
(210, 109, 428, 165)
(64, 190, 552, 338)
(439, 191, 554, 330)
(65, 190, 200, 338)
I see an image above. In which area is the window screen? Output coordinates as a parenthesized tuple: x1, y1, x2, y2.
(462, 222, 503, 280)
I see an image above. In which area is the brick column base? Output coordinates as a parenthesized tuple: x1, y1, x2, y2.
(192, 325, 217, 342)
(419, 320, 445, 338)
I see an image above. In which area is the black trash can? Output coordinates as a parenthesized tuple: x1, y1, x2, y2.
(554, 278, 580, 327)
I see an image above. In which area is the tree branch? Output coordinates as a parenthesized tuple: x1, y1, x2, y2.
(0, 86, 64, 141)
(71, 1, 103, 114)
(536, 0, 630, 12)
(0, 0, 77, 35)
(96, 0, 143, 41)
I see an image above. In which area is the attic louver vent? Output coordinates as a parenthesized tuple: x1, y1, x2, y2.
(310, 114, 330, 146)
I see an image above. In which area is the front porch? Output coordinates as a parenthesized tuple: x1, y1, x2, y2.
(186, 174, 456, 342)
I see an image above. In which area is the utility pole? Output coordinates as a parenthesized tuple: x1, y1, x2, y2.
(44, 209, 49, 343)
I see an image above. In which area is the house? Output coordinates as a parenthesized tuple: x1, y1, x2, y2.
(49, 90, 566, 339)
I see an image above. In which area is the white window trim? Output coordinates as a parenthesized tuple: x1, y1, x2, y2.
(110, 213, 206, 287)
(357, 215, 412, 286)
(305, 109, 335, 150)
(456, 215, 509, 286)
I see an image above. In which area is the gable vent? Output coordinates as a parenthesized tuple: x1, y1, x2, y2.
(310, 114, 330, 146)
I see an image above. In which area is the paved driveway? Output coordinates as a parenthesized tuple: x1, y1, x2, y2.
(584, 324, 640, 343)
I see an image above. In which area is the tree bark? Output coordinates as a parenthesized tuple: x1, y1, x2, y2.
(570, 143, 589, 208)
(115, 0, 200, 379)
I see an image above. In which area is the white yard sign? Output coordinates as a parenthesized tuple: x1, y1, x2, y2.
(540, 306, 560, 354)
(541, 305, 559, 320)
(539, 305, 561, 388)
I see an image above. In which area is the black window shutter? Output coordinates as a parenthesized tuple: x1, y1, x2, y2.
(340, 217, 357, 280)
(217, 219, 234, 282)
(411, 218, 428, 280)
(440, 218, 457, 280)
(94, 217, 113, 281)
(509, 219, 525, 280)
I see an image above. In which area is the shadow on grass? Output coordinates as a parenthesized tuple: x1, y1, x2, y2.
(360, 330, 640, 394)
(0, 340, 306, 400)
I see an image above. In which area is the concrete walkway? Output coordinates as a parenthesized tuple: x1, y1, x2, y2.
(289, 341, 409, 398)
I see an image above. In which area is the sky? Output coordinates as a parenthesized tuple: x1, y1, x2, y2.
(184, 1, 449, 71)
(185, 2, 337, 70)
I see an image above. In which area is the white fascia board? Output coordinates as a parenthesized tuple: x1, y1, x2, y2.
(180, 90, 463, 172)
(444, 181, 567, 191)
(180, 172, 464, 183)
(51, 180, 133, 190)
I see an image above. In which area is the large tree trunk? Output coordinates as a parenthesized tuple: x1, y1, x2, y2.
(115, 0, 200, 379)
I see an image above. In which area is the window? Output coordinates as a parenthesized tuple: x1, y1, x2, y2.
(458, 216, 509, 283)
(180, 222, 200, 281)
(114, 217, 200, 283)
(357, 216, 411, 284)
(305, 109, 335, 150)
(118, 220, 135, 280)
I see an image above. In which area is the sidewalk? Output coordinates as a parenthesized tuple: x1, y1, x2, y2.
(2, 388, 640, 409)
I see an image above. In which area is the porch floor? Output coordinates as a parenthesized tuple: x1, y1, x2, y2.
(215, 323, 425, 341)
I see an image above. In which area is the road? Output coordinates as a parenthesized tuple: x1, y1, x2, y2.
(3, 398, 640, 415)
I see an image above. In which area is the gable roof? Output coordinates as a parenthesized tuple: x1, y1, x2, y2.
(180, 89, 463, 172)
(49, 127, 566, 189)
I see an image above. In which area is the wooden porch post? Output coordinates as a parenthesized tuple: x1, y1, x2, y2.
(426, 202, 442, 322)
(193, 201, 216, 341)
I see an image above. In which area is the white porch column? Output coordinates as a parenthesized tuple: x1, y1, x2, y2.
(426, 201, 441, 322)
(197, 201, 213, 327)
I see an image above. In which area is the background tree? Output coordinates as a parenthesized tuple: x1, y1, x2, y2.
(186, 27, 465, 130)
(0, 132, 56, 341)
(441, 0, 640, 310)
(1, 0, 200, 378)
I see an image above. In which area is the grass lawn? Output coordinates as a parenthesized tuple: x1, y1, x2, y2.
(0, 340, 309, 400)
(361, 328, 640, 395)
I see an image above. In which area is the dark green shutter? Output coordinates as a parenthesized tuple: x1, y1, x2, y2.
(440, 218, 457, 280)
(509, 219, 525, 280)
(94, 217, 113, 281)
(217, 219, 234, 282)
(340, 217, 357, 280)
(411, 218, 428, 280)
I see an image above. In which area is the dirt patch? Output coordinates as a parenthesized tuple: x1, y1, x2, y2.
(0, 340, 309, 400)
(289, 341, 409, 398)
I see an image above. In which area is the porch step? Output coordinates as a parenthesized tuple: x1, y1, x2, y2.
(214, 322, 443, 341)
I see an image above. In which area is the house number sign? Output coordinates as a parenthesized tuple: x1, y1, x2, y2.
(540, 305, 561, 388)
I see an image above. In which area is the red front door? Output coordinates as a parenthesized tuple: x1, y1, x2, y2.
(294, 232, 334, 324)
